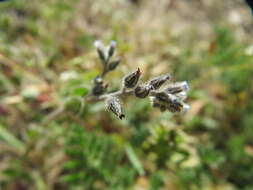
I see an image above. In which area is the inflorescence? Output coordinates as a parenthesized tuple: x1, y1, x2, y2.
(90, 40, 190, 119)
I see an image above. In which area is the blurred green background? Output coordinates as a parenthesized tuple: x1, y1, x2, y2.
(0, 0, 253, 189)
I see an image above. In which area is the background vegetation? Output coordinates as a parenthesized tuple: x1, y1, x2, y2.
(0, 0, 253, 189)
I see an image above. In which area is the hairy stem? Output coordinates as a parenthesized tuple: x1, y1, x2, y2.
(87, 89, 134, 102)
(43, 89, 134, 124)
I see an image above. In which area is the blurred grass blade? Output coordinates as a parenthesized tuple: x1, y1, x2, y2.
(125, 144, 145, 176)
(0, 125, 26, 154)
(32, 171, 47, 190)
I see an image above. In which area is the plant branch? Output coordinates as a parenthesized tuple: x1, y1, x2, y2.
(86, 88, 134, 102)
(43, 88, 134, 124)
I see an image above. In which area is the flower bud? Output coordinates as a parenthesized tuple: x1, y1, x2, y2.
(154, 91, 174, 104)
(150, 92, 185, 113)
(93, 76, 103, 84)
(149, 74, 171, 90)
(108, 59, 120, 71)
(106, 96, 125, 119)
(92, 77, 108, 96)
(93, 40, 103, 49)
(108, 40, 117, 58)
(175, 91, 187, 101)
(150, 96, 160, 108)
(181, 81, 189, 91)
(94, 40, 106, 63)
(150, 96, 170, 112)
(134, 85, 152, 98)
(123, 68, 141, 88)
(150, 96, 168, 111)
(165, 81, 189, 94)
(160, 105, 167, 112)
(92, 83, 108, 96)
(167, 99, 184, 113)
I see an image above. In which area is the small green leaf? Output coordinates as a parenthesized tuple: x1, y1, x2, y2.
(82, 70, 100, 81)
(125, 144, 145, 176)
(71, 87, 88, 96)
(63, 161, 80, 170)
(61, 174, 80, 183)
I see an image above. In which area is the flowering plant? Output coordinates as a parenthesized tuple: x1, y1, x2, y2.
(90, 40, 190, 119)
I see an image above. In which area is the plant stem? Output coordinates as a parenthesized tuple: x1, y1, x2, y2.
(43, 89, 134, 124)
(86, 89, 134, 102)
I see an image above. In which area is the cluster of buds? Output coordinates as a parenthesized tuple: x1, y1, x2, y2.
(92, 40, 190, 119)
(150, 81, 190, 113)
(123, 69, 190, 113)
(92, 40, 120, 96)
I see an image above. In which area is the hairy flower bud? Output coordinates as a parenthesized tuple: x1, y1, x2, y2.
(92, 77, 108, 96)
(106, 96, 125, 119)
(93, 40, 103, 49)
(150, 92, 186, 113)
(150, 96, 167, 112)
(108, 59, 121, 71)
(123, 68, 141, 88)
(165, 81, 189, 94)
(134, 85, 152, 98)
(92, 83, 108, 96)
(150, 96, 168, 112)
(160, 105, 167, 112)
(175, 91, 187, 101)
(154, 91, 175, 104)
(108, 40, 117, 58)
(167, 99, 184, 113)
(94, 40, 106, 63)
(93, 76, 103, 84)
(150, 96, 160, 108)
(149, 74, 171, 90)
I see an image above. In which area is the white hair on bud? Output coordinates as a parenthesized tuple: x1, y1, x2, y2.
(182, 104, 190, 114)
(109, 40, 117, 48)
(175, 91, 187, 101)
(93, 40, 103, 49)
(181, 81, 189, 92)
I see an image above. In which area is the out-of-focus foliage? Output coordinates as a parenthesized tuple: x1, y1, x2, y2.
(0, 0, 253, 190)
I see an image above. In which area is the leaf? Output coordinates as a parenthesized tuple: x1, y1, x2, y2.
(71, 87, 88, 96)
(125, 144, 145, 176)
(149, 173, 164, 190)
(61, 174, 80, 183)
(0, 125, 26, 154)
(63, 161, 80, 170)
(82, 70, 100, 81)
